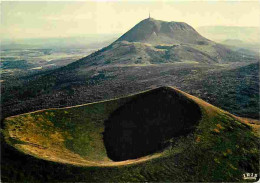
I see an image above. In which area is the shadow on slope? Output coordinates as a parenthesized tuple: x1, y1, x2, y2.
(103, 87, 201, 161)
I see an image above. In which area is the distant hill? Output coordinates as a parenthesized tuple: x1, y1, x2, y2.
(197, 26, 260, 44)
(64, 18, 257, 68)
(220, 39, 260, 53)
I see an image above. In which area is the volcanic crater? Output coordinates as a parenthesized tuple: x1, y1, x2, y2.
(4, 87, 203, 166)
(103, 87, 202, 161)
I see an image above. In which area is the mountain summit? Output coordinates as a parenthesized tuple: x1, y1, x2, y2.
(64, 18, 255, 67)
(116, 18, 209, 45)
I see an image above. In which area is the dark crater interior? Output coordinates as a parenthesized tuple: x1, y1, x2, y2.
(103, 87, 202, 161)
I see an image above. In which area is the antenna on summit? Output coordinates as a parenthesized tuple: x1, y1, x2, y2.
(149, 12, 151, 19)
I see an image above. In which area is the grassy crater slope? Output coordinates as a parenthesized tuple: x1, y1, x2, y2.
(2, 86, 259, 182)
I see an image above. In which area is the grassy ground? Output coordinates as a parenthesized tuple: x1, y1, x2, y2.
(2, 87, 259, 182)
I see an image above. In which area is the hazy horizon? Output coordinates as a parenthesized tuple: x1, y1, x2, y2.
(1, 1, 260, 40)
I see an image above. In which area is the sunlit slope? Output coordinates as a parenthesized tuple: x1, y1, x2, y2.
(3, 86, 259, 182)
(4, 90, 148, 166)
(116, 18, 209, 45)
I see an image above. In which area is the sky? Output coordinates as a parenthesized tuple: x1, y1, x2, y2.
(1, 0, 260, 39)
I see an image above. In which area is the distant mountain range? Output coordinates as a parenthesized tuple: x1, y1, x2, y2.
(197, 26, 260, 53)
